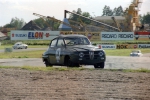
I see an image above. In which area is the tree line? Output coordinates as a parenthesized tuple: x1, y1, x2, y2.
(0, 6, 150, 30)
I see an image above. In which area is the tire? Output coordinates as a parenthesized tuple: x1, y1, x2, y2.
(44, 60, 52, 67)
(25, 46, 27, 49)
(94, 62, 105, 69)
(65, 57, 75, 67)
(67, 59, 74, 67)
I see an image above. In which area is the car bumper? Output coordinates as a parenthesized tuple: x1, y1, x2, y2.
(130, 54, 139, 57)
(70, 55, 106, 65)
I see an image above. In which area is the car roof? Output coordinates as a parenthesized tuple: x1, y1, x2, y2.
(58, 34, 87, 38)
(15, 42, 22, 44)
(132, 50, 141, 51)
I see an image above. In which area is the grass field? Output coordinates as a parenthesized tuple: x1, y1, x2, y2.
(0, 45, 48, 49)
(0, 66, 150, 73)
(105, 49, 150, 56)
(0, 48, 149, 59)
(0, 50, 44, 59)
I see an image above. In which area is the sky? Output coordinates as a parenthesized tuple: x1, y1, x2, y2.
(0, 0, 149, 26)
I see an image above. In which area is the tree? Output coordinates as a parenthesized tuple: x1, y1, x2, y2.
(76, 8, 82, 15)
(113, 7, 117, 16)
(33, 17, 59, 30)
(80, 12, 91, 24)
(4, 17, 26, 29)
(139, 14, 143, 24)
(115, 6, 124, 16)
(33, 18, 45, 28)
(69, 8, 92, 24)
(102, 5, 113, 16)
(141, 13, 150, 24)
(102, 5, 124, 16)
(69, 10, 78, 21)
(108, 9, 113, 16)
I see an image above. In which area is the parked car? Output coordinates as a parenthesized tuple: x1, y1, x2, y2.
(130, 50, 143, 57)
(13, 42, 28, 49)
(42, 35, 106, 68)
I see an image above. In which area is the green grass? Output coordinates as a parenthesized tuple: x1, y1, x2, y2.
(28, 45, 48, 48)
(21, 66, 87, 71)
(123, 68, 150, 73)
(0, 45, 48, 49)
(0, 66, 91, 71)
(0, 66, 150, 73)
(105, 49, 150, 56)
(0, 45, 12, 49)
(0, 50, 45, 58)
(0, 48, 149, 58)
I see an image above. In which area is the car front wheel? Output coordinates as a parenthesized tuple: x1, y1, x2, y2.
(44, 60, 52, 67)
(64, 56, 76, 67)
(94, 62, 105, 69)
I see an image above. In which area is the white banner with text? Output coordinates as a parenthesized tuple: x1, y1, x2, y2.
(138, 44, 150, 48)
(97, 44, 116, 49)
(101, 32, 134, 41)
(11, 30, 60, 40)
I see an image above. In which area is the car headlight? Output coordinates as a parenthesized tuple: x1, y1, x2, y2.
(98, 51, 104, 56)
(79, 52, 84, 57)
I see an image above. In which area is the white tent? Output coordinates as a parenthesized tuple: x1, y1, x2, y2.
(0, 32, 7, 40)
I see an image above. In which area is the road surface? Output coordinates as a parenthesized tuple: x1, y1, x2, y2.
(0, 56, 149, 69)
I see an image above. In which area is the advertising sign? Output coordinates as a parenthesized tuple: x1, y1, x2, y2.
(97, 44, 116, 49)
(116, 44, 138, 49)
(11, 30, 60, 40)
(134, 32, 150, 40)
(60, 31, 101, 41)
(138, 44, 150, 48)
(101, 32, 134, 41)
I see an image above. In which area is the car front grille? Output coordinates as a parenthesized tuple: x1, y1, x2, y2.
(83, 51, 100, 60)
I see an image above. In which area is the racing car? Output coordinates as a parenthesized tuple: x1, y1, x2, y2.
(13, 42, 28, 49)
(42, 35, 106, 68)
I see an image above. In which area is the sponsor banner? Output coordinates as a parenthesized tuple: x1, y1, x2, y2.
(116, 44, 138, 49)
(97, 44, 116, 49)
(138, 44, 150, 48)
(11, 30, 60, 40)
(60, 31, 101, 41)
(101, 32, 134, 41)
(134, 32, 150, 40)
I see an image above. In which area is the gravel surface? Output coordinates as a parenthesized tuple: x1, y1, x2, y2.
(0, 68, 150, 100)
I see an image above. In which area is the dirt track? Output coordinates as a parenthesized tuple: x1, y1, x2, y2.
(0, 68, 150, 100)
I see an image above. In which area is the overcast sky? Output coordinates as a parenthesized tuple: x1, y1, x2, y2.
(0, 0, 149, 26)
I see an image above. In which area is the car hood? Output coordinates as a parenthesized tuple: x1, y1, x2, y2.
(67, 45, 103, 52)
(130, 53, 138, 54)
(23, 44, 28, 46)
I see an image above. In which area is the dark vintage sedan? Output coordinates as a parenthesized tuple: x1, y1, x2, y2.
(42, 35, 106, 68)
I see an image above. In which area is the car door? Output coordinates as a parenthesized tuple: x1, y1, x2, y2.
(49, 38, 58, 64)
(55, 38, 65, 65)
(18, 44, 21, 48)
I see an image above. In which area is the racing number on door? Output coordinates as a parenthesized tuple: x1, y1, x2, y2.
(56, 48, 61, 63)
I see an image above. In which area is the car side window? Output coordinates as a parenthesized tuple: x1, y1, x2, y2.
(56, 38, 64, 47)
(50, 39, 57, 47)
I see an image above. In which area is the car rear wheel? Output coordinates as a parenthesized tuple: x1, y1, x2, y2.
(94, 62, 104, 69)
(25, 46, 27, 49)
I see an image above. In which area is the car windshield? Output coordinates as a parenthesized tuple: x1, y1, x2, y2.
(132, 51, 140, 53)
(64, 37, 90, 46)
